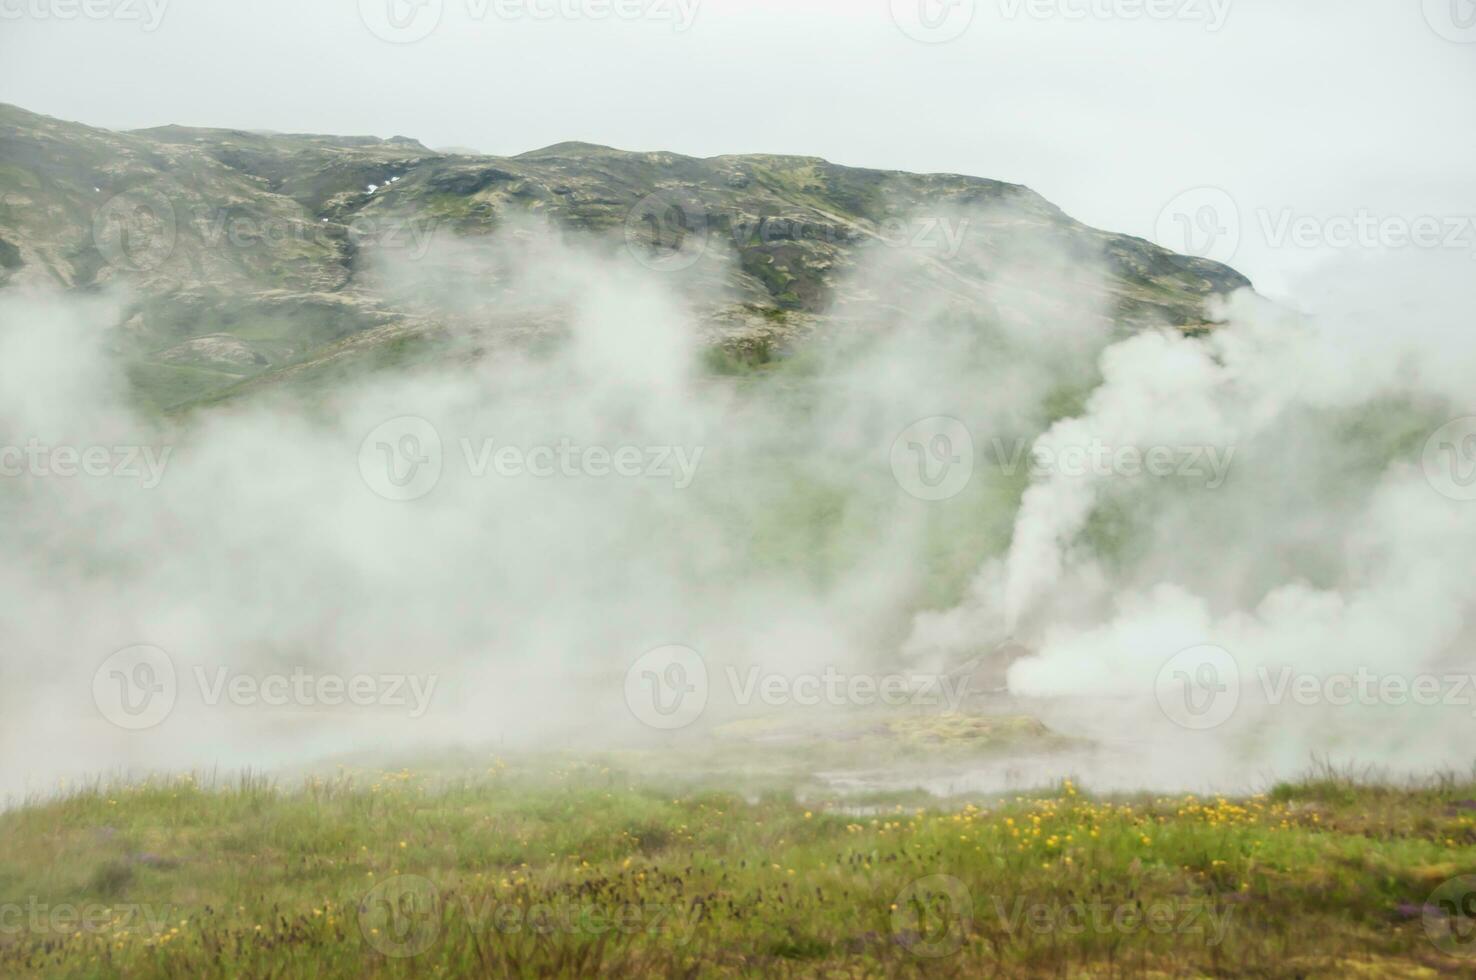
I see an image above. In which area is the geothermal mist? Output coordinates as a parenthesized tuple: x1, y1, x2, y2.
(1, 209, 1473, 800)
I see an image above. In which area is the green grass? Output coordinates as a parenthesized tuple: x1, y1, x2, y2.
(124, 361, 249, 413)
(3, 763, 1475, 978)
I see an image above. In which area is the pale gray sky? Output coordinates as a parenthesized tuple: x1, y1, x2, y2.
(2, 0, 1473, 293)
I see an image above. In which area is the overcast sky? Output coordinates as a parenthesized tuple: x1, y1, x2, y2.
(2, 0, 1473, 294)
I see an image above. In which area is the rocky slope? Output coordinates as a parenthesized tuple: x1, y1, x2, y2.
(0, 103, 1250, 409)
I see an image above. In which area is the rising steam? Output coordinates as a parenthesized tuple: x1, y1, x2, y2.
(2, 207, 1472, 799)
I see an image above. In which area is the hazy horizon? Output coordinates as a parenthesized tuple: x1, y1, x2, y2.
(4, 0, 1474, 296)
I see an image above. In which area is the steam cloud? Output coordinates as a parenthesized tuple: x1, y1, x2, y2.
(2, 207, 1473, 800)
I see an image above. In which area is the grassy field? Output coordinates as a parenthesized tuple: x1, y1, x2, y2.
(2, 761, 1475, 978)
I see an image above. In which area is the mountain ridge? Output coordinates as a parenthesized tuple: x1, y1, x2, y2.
(0, 102, 1252, 410)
